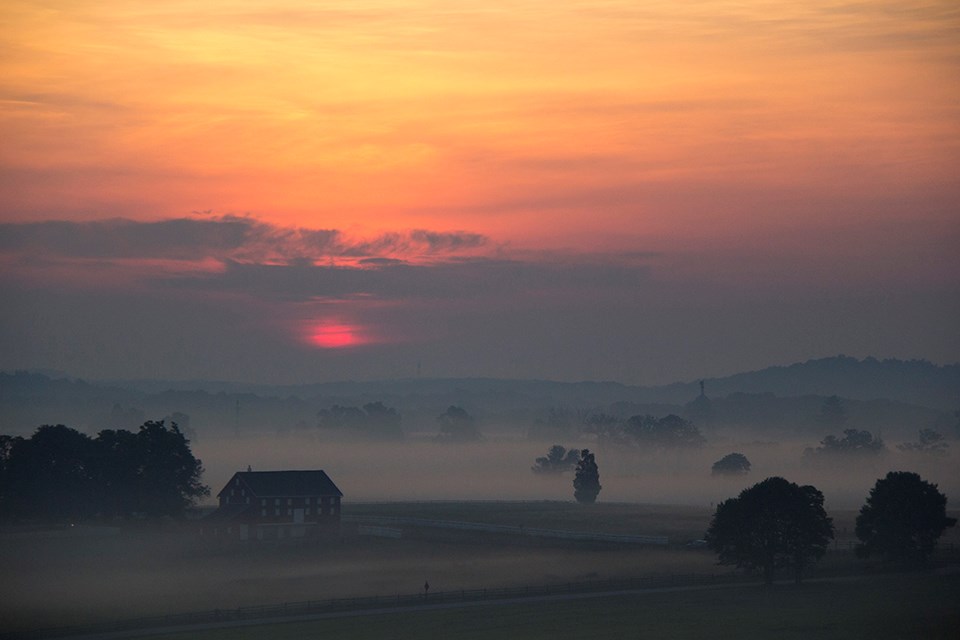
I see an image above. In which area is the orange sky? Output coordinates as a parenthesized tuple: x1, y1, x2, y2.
(3, 1, 957, 238)
(1, 1, 958, 383)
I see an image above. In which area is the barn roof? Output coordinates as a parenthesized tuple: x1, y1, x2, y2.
(219, 470, 343, 498)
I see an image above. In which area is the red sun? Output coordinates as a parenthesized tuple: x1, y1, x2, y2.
(306, 322, 368, 349)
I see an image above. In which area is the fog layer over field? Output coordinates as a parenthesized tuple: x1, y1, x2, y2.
(195, 432, 960, 510)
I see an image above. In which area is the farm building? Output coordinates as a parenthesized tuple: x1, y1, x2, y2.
(201, 470, 343, 542)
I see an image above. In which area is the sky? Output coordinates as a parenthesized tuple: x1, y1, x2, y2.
(1, 0, 958, 386)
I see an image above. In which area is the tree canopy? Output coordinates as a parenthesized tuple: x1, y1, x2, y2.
(317, 401, 403, 440)
(806, 429, 885, 459)
(436, 405, 480, 442)
(623, 414, 705, 449)
(531, 445, 580, 474)
(0, 421, 208, 522)
(705, 476, 834, 584)
(896, 429, 948, 456)
(818, 395, 847, 428)
(573, 449, 601, 504)
(711, 452, 751, 476)
(855, 471, 957, 563)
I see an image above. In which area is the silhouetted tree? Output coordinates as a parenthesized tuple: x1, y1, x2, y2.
(1, 425, 98, 521)
(0, 435, 20, 518)
(855, 471, 957, 563)
(317, 402, 404, 439)
(896, 429, 948, 456)
(0, 421, 207, 522)
(317, 404, 367, 430)
(624, 414, 705, 449)
(819, 395, 847, 428)
(92, 428, 141, 518)
(529, 407, 579, 440)
(711, 452, 751, 476)
(531, 445, 580, 474)
(132, 420, 209, 517)
(362, 402, 404, 439)
(807, 429, 885, 459)
(573, 449, 601, 503)
(436, 405, 480, 442)
(705, 477, 833, 584)
(582, 413, 624, 444)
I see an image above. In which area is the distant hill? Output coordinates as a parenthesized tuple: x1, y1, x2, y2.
(100, 355, 959, 410)
(655, 355, 959, 410)
(1, 356, 956, 438)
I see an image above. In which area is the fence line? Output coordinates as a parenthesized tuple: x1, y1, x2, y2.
(343, 515, 669, 545)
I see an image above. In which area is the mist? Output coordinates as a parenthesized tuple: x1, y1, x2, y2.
(194, 431, 960, 510)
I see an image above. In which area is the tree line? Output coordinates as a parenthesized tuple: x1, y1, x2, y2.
(531, 445, 955, 584)
(0, 421, 208, 522)
(706, 471, 956, 584)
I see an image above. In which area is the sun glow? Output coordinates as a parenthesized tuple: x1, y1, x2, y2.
(306, 322, 368, 349)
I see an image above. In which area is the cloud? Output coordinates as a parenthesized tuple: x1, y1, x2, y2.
(0, 217, 490, 265)
(149, 252, 656, 307)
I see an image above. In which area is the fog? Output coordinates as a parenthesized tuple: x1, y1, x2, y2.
(3, 426, 959, 635)
(195, 431, 960, 511)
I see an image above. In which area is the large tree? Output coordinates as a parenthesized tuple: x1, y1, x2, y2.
(855, 471, 957, 563)
(1, 421, 208, 522)
(131, 420, 208, 517)
(1, 425, 97, 521)
(532, 445, 580, 474)
(624, 414, 705, 449)
(706, 477, 834, 584)
(573, 449, 601, 504)
(436, 405, 480, 442)
(896, 429, 948, 456)
(813, 429, 885, 456)
(711, 452, 751, 476)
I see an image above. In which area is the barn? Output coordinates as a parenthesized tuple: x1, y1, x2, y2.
(201, 470, 343, 542)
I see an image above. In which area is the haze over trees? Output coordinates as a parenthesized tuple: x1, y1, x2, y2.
(897, 429, 948, 456)
(1, 356, 955, 442)
(0, 421, 208, 522)
(531, 445, 580, 474)
(705, 477, 834, 584)
(855, 471, 957, 563)
(805, 429, 886, 459)
(436, 405, 480, 442)
(573, 449, 601, 504)
(317, 401, 403, 439)
(711, 453, 751, 476)
(819, 395, 847, 428)
(624, 414, 705, 449)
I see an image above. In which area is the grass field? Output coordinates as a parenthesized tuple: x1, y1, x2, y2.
(142, 572, 960, 640)
(2, 501, 957, 636)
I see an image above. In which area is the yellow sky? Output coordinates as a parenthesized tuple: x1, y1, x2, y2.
(1, 0, 958, 252)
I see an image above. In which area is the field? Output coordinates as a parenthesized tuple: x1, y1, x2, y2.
(142, 572, 960, 640)
(1, 501, 958, 636)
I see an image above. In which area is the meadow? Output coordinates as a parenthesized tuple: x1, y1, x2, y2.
(139, 571, 960, 640)
(2, 500, 957, 636)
